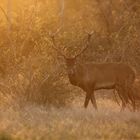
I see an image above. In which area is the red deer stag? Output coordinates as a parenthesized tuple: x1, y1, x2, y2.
(49, 30, 136, 111)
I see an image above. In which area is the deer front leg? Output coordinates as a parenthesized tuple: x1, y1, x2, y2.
(84, 92, 91, 108)
(120, 101, 126, 112)
(91, 91, 98, 110)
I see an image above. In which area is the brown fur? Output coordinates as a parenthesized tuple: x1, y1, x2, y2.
(50, 32, 136, 111)
(66, 59, 136, 110)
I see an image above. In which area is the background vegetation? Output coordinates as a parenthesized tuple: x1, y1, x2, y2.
(0, 0, 140, 139)
(0, 0, 140, 106)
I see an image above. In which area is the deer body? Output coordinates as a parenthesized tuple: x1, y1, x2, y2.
(67, 62, 135, 91)
(66, 60, 135, 109)
(49, 30, 136, 111)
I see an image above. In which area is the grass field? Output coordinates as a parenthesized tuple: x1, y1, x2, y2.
(0, 95, 140, 140)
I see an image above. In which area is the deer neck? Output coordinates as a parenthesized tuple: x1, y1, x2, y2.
(67, 64, 77, 75)
(66, 64, 78, 85)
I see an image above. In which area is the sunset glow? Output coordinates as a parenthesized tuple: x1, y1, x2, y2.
(0, 0, 140, 140)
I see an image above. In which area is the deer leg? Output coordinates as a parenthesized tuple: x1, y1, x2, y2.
(123, 79, 137, 112)
(116, 85, 127, 111)
(120, 101, 126, 112)
(84, 92, 91, 108)
(127, 87, 136, 112)
(91, 92, 98, 110)
(113, 89, 120, 106)
(126, 75, 136, 111)
(121, 80, 136, 111)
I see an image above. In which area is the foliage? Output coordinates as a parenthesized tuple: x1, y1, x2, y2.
(0, 0, 140, 106)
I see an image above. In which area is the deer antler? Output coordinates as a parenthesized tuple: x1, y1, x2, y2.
(49, 26, 62, 37)
(49, 27, 66, 58)
(74, 30, 94, 58)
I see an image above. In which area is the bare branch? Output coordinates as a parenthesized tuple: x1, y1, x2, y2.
(0, 5, 10, 24)
(49, 26, 62, 38)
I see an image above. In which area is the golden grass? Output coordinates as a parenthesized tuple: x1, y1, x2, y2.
(0, 95, 140, 140)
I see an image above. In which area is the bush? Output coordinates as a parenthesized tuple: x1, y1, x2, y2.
(0, 0, 140, 107)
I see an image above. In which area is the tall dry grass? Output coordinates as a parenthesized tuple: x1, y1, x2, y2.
(0, 94, 140, 140)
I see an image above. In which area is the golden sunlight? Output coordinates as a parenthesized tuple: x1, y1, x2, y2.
(0, 0, 140, 140)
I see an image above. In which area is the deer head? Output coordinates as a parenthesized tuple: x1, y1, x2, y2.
(49, 28, 94, 68)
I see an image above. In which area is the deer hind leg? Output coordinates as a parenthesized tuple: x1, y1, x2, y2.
(116, 84, 128, 111)
(119, 84, 135, 111)
(126, 85, 136, 111)
(125, 74, 136, 111)
(90, 91, 97, 110)
(113, 89, 127, 111)
(122, 79, 136, 111)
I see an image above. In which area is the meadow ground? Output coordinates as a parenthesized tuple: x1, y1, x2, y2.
(0, 95, 140, 140)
